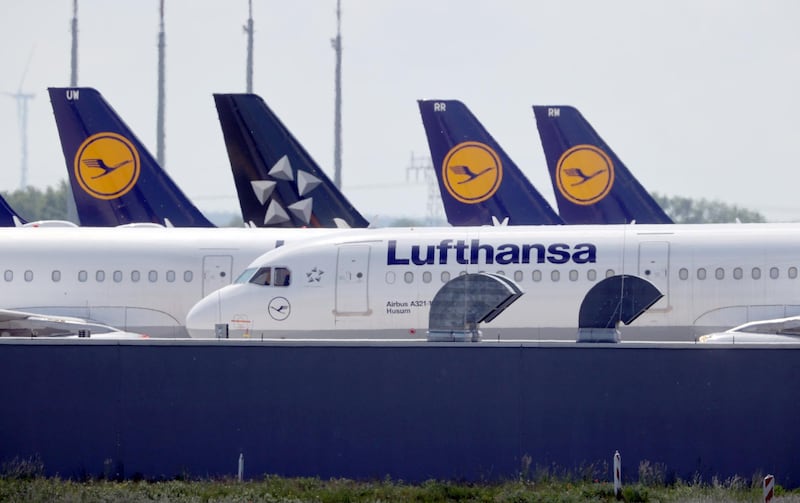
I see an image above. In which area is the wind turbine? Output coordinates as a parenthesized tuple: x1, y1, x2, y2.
(4, 50, 35, 190)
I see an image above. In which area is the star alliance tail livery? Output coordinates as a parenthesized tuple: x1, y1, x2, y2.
(213, 93, 369, 228)
(418, 99, 563, 226)
(49, 87, 215, 227)
(533, 105, 672, 224)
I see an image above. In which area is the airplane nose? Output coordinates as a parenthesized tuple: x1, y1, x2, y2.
(186, 290, 223, 338)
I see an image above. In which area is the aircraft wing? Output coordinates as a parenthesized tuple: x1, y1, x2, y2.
(698, 315, 800, 344)
(0, 308, 146, 338)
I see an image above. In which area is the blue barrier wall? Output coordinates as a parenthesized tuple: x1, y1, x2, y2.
(0, 340, 797, 486)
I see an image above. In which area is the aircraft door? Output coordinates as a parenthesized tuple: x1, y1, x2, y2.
(335, 244, 371, 315)
(203, 255, 233, 296)
(638, 242, 669, 309)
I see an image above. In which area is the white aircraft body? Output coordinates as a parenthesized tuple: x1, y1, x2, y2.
(186, 223, 800, 341)
(0, 226, 341, 338)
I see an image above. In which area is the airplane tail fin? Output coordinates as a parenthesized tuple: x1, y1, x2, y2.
(0, 195, 26, 226)
(418, 99, 562, 226)
(213, 94, 369, 228)
(48, 87, 215, 227)
(533, 105, 672, 224)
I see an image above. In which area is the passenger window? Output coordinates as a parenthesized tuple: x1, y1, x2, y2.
(96, 270, 105, 282)
(605, 269, 615, 278)
(184, 270, 193, 283)
(149, 271, 158, 282)
(24, 270, 32, 282)
(679, 268, 688, 280)
(770, 267, 779, 279)
(495, 270, 505, 276)
(569, 270, 578, 281)
(273, 267, 291, 286)
(514, 270, 523, 282)
(752, 267, 761, 280)
(51, 271, 61, 282)
(790, 267, 798, 279)
(422, 271, 432, 284)
(551, 270, 560, 282)
(250, 267, 271, 286)
(715, 268, 724, 280)
(3, 270, 11, 282)
(404, 271, 414, 284)
(78, 270, 88, 282)
(440, 271, 450, 283)
(733, 267, 743, 280)
(131, 270, 141, 282)
(532, 270, 542, 282)
(113, 270, 123, 283)
(167, 270, 176, 283)
(587, 269, 597, 281)
(697, 268, 707, 280)
(385, 271, 396, 284)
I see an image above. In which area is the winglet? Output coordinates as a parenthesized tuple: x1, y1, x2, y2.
(48, 87, 215, 227)
(418, 99, 563, 226)
(213, 93, 369, 228)
(533, 105, 672, 224)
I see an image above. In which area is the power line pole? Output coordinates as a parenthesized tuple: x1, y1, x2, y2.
(244, 0, 254, 93)
(331, 0, 342, 189)
(156, 0, 166, 169)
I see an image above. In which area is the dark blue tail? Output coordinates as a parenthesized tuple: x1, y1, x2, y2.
(0, 195, 25, 226)
(533, 105, 672, 224)
(418, 99, 563, 226)
(48, 87, 215, 227)
(213, 94, 369, 228)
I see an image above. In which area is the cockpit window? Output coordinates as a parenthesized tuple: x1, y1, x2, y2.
(235, 268, 258, 284)
(250, 267, 272, 286)
(274, 267, 291, 286)
(243, 266, 291, 286)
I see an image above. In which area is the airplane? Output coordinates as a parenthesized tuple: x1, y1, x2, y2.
(213, 93, 369, 229)
(185, 222, 800, 342)
(533, 105, 673, 224)
(0, 225, 346, 338)
(49, 87, 216, 227)
(418, 99, 564, 226)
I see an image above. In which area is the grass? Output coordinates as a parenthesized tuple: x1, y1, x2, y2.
(3, 459, 800, 503)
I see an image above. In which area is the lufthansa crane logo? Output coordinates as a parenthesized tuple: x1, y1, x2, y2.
(442, 141, 502, 204)
(555, 144, 614, 205)
(74, 132, 141, 200)
(268, 296, 291, 321)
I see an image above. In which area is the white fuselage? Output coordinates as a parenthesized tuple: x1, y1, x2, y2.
(0, 226, 342, 337)
(186, 223, 800, 341)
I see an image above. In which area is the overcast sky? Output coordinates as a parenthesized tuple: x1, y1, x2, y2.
(1, 1, 799, 223)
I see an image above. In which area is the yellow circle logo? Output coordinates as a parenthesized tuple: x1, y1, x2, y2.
(441, 142, 502, 204)
(74, 132, 140, 200)
(555, 145, 614, 205)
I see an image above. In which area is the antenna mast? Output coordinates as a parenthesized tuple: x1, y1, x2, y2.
(156, 0, 166, 169)
(70, 0, 78, 86)
(331, 0, 343, 189)
(244, 0, 254, 93)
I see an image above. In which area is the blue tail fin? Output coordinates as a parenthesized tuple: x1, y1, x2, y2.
(533, 105, 672, 224)
(213, 94, 369, 228)
(418, 99, 563, 226)
(0, 195, 25, 226)
(48, 87, 215, 227)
